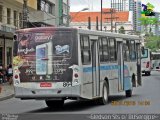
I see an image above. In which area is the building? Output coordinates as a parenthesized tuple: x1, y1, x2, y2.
(0, 0, 70, 67)
(111, 0, 141, 34)
(29, 0, 70, 27)
(0, 0, 37, 67)
(133, 0, 141, 32)
(111, 0, 134, 11)
(70, 8, 133, 33)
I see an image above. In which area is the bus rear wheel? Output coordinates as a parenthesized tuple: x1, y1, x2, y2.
(98, 81, 108, 105)
(45, 100, 64, 109)
(125, 90, 132, 97)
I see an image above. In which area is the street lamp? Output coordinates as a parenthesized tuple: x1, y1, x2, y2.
(70, 7, 89, 22)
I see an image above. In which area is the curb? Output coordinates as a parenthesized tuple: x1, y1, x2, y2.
(0, 94, 14, 101)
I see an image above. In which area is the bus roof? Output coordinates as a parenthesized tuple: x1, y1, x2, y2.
(15, 27, 140, 41)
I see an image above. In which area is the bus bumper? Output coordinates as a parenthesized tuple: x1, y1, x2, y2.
(14, 85, 81, 100)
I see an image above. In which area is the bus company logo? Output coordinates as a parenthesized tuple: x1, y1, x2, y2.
(40, 82, 52, 87)
(55, 45, 69, 54)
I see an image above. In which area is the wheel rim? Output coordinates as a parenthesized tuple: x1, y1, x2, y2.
(103, 85, 107, 101)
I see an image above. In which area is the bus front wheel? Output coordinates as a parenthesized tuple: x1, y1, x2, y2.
(98, 81, 108, 105)
(45, 100, 64, 109)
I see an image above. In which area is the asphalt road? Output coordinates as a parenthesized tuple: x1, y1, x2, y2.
(0, 71, 160, 117)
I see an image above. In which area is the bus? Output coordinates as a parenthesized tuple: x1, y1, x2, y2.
(141, 48, 152, 76)
(13, 27, 142, 108)
(151, 52, 160, 70)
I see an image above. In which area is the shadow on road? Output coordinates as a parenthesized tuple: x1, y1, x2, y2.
(27, 94, 140, 113)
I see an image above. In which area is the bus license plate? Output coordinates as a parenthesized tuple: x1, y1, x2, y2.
(40, 82, 52, 87)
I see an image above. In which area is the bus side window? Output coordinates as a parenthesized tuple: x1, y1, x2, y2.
(99, 37, 109, 62)
(80, 35, 91, 65)
(130, 40, 136, 61)
(109, 38, 117, 62)
(123, 40, 130, 61)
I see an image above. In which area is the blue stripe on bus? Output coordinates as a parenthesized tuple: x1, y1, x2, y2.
(83, 65, 132, 91)
(83, 65, 128, 72)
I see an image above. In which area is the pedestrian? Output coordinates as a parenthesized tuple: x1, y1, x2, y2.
(0, 83, 2, 93)
(0, 65, 3, 84)
(7, 64, 13, 85)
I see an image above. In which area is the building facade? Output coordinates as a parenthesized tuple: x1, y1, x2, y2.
(29, 0, 70, 27)
(0, 0, 70, 67)
(133, 0, 141, 32)
(111, 0, 134, 11)
(70, 8, 133, 33)
(0, 0, 37, 67)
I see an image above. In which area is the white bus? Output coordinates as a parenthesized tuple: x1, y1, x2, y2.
(151, 52, 160, 70)
(13, 27, 142, 108)
(141, 48, 152, 75)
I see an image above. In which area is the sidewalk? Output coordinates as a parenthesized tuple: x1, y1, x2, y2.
(0, 83, 14, 101)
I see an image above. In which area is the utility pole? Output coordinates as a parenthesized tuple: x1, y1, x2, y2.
(96, 16, 99, 30)
(88, 17, 91, 30)
(100, 0, 103, 31)
(23, 0, 28, 28)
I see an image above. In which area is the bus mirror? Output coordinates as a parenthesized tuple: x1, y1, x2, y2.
(13, 35, 17, 40)
(141, 47, 145, 55)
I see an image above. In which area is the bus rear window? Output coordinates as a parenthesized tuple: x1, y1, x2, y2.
(141, 49, 148, 58)
(53, 32, 72, 57)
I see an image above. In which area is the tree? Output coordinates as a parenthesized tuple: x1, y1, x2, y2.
(139, 17, 150, 34)
(139, 17, 159, 35)
(145, 35, 160, 51)
(118, 26, 125, 34)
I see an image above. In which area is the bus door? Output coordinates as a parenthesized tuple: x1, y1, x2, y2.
(90, 36, 100, 97)
(117, 40, 124, 91)
(136, 43, 142, 86)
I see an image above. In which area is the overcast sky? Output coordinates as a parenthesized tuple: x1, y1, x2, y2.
(70, 0, 160, 12)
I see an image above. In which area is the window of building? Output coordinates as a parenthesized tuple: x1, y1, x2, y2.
(38, 0, 55, 15)
(0, 5, 3, 22)
(7, 47, 12, 65)
(19, 13, 23, 28)
(14, 11, 17, 26)
(80, 35, 91, 65)
(7, 8, 11, 24)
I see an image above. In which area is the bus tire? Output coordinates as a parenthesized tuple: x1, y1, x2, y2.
(125, 90, 132, 97)
(45, 100, 64, 109)
(98, 81, 108, 105)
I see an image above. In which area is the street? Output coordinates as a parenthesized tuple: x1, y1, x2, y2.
(0, 71, 160, 114)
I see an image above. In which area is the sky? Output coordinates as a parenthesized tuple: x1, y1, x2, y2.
(70, 0, 160, 12)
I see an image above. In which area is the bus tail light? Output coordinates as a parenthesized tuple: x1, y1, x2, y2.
(15, 75, 19, 79)
(74, 73, 78, 78)
(146, 61, 150, 68)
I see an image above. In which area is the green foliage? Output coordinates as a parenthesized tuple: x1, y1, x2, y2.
(145, 35, 160, 51)
(118, 26, 125, 34)
(139, 17, 159, 34)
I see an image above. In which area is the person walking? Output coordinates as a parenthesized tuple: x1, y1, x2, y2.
(0, 65, 3, 93)
(7, 64, 13, 85)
